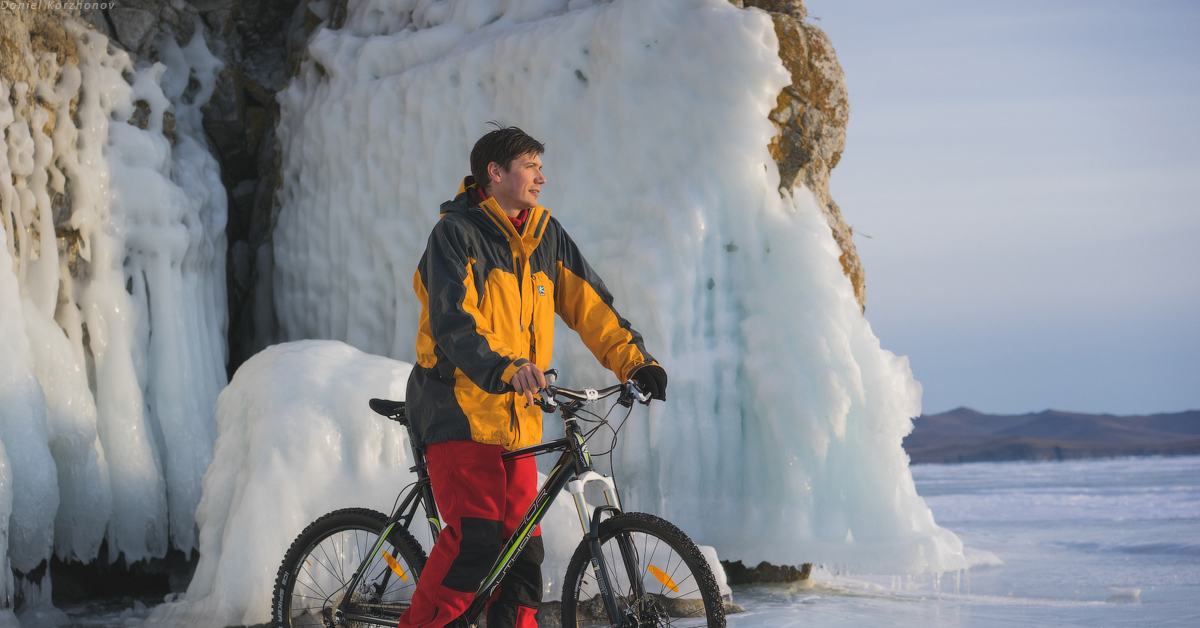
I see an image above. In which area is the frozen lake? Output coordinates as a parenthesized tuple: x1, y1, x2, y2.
(728, 455, 1200, 627)
(53, 455, 1200, 627)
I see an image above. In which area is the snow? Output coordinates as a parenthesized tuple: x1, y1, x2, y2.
(0, 14, 228, 588)
(272, 0, 963, 576)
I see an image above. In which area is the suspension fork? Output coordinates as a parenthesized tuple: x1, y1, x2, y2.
(563, 417, 636, 624)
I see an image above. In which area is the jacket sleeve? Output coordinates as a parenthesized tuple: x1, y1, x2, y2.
(552, 224, 657, 382)
(421, 219, 529, 393)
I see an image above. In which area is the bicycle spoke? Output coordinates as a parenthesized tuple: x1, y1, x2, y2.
(312, 540, 350, 587)
(565, 514, 721, 628)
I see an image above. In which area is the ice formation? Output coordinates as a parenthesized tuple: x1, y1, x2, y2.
(272, 0, 963, 575)
(0, 15, 228, 591)
(4, 0, 968, 622)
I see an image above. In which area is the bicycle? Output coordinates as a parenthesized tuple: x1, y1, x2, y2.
(271, 370, 727, 628)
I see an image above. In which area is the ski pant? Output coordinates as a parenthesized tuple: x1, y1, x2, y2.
(397, 439, 543, 628)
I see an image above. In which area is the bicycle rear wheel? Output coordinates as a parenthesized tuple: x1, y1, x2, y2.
(272, 508, 426, 627)
(561, 512, 725, 628)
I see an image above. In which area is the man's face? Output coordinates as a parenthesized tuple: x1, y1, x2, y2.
(488, 152, 545, 212)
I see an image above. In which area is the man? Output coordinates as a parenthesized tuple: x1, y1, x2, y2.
(401, 126, 668, 628)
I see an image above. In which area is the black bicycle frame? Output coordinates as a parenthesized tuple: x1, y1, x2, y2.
(459, 415, 605, 623)
(337, 412, 623, 627)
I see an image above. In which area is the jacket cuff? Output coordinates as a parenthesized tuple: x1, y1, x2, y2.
(622, 361, 656, 382)
(502, 358, 532, 385)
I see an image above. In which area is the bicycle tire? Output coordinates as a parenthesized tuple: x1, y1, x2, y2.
(561, 512, 725, 628)
(272, 508, 426, 628)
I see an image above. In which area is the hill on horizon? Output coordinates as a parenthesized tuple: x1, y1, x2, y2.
(904, 407, 1200, 464)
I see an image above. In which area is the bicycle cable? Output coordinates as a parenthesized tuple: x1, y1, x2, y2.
(390, 481, 417, 516)
(576, 400, 636, 483)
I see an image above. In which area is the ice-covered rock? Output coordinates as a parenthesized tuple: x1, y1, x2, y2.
(0, 12, 228, 586)
(271, 0, 964, 574)
(0, 199, 59, 579)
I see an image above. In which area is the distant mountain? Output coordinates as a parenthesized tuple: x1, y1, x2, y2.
(904, 408, 1200, 464)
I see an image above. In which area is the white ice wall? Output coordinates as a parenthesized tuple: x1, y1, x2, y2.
(0, 19, 228, 582)
(272, 0, 965, 574)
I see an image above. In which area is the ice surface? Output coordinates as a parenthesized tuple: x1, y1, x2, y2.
(148, 340, 588, 627)
(123, 457, 1200, 627)
(719, 456, 1200, 627)
(0, 16, 227, 581)
(272, 0, 963, 574)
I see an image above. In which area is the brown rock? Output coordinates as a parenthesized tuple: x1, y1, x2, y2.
(740, 1, 866, 310)
(721, 559, 814, 584)
(1, 6, 78, 93)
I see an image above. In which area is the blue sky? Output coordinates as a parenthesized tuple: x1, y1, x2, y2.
(801, 1, 1199, 415)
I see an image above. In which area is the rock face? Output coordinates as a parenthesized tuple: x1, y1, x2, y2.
(5, 0, 864, 381)
(1, 0, 294, 610)
(1, 0, 866, 603)
(735, 0, 864, 310)
(3, 0, 308, 376)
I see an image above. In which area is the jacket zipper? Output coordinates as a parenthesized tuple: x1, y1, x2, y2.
(509, 402, 521, 446)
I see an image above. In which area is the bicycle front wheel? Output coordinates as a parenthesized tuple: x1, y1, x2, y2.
(272, 508, 426, 628)
(561, 512, 725, 628)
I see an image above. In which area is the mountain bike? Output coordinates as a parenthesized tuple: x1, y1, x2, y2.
(271, 370, 726, 627)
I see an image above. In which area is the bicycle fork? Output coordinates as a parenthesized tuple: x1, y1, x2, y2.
(569, 472, 646, 626)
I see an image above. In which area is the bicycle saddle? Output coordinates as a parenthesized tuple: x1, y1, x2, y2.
(369, 398, 408, 425)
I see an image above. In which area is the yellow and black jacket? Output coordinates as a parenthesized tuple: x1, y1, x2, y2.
(406, 177, 657, 451)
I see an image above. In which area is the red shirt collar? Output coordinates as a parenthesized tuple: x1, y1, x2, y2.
(477, 187, 529, 230)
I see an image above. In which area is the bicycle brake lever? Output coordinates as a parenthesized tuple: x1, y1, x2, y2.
(626, 380, 653, 405)
(533, 390, 558, 413)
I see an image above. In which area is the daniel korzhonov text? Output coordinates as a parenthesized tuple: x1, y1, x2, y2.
(2, 1, 114, 9)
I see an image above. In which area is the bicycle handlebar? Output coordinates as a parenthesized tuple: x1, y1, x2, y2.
(533, 369, 651, 413)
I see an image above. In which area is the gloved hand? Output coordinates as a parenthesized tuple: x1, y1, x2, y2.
(630, 364, 668, 401)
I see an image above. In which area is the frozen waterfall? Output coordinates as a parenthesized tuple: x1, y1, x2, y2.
(0, 16, 228, 594)
(272, 0, 963, 574)
(1, 0, 967, 623)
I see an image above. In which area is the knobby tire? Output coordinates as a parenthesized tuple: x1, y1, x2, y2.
(272, 508, 426, 628)
(561, 512, 726, 628)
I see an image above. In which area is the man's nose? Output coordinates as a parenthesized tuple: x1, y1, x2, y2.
(535, 171, 546, 184)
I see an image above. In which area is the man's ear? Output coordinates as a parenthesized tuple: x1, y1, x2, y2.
(487, 161, 503, 185)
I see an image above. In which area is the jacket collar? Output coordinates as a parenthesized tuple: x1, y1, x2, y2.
(443, 176, 551, 253)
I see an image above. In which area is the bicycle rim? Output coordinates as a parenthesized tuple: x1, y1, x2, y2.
(564, 513, 724, 628)
(278, 511, 422, 627)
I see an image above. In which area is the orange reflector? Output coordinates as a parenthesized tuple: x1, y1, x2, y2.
(382, 551, 408, 582)
(648, 564, 679, 593)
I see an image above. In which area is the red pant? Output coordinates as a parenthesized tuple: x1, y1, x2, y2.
(397, 440, 542, 628)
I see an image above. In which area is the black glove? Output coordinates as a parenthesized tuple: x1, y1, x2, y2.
(630, 364, 668, 401)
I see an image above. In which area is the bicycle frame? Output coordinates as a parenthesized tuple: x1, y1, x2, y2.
(337, 400, 632, 627)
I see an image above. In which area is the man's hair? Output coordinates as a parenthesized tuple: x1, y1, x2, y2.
(470, 124, 545, 194)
